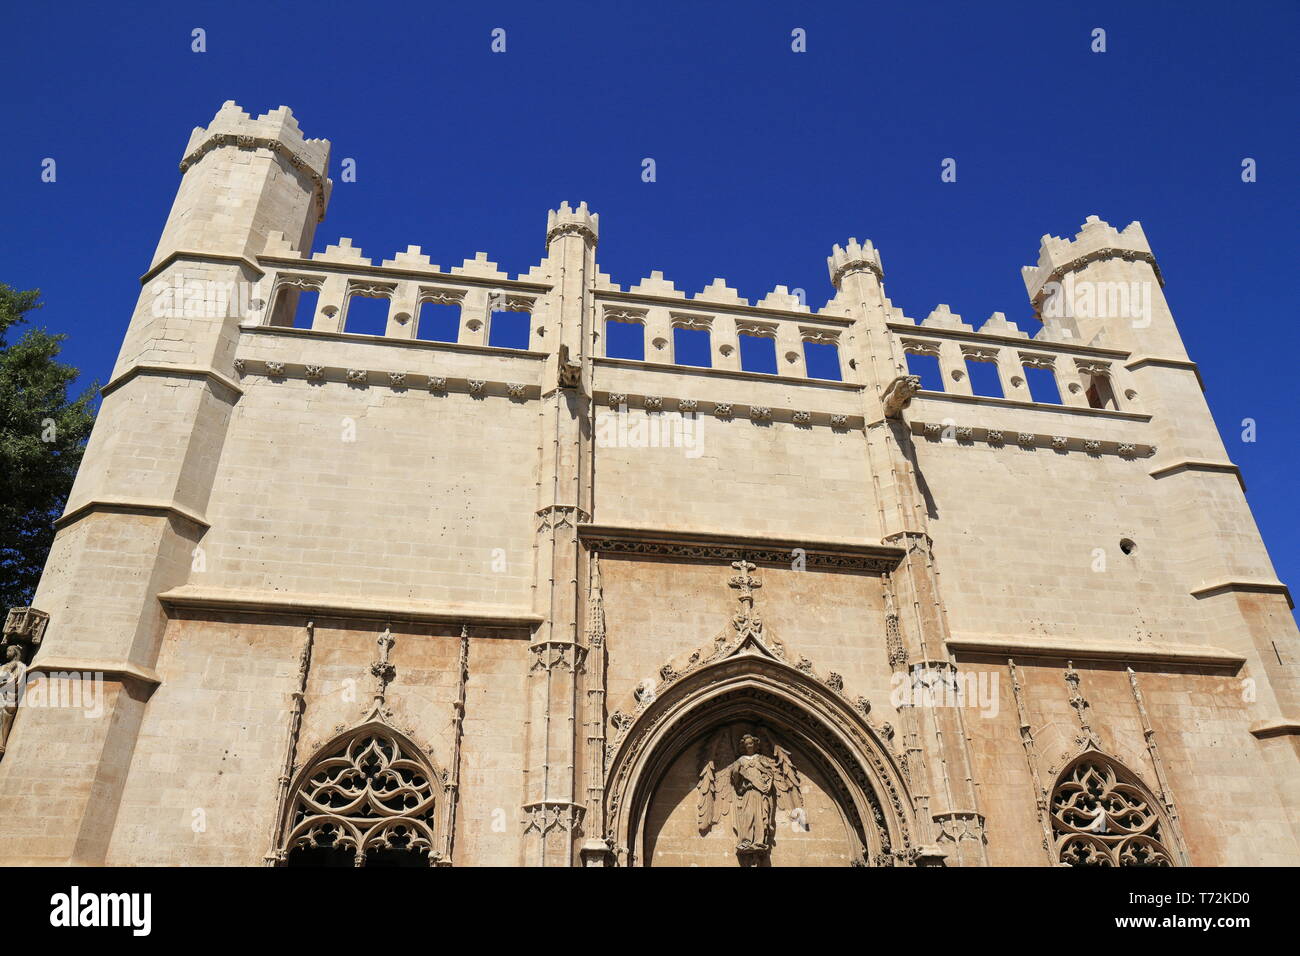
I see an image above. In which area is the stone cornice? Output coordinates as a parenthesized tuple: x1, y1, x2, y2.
(28, 657, 162, 690)
(910, 390, 1152, 422)
(230, 356, 539, 400)
(595, 389, 860, 431)
(827, 238, 885, 288)
(101, 363, 243, 401)
(1190, 579, 1293, 610)
(1149, 459, 1246, 494)
(1125, 354, 1204, 391)
(54, 498, 210, 532)
(140, 250, 266, 285)
(157, 585, 542, 629)
(908, 417, 1156, 459)
(577, 523, 903, 572)
(946, 635, 1245, 668)
(829, 256, 884, 288)
(592, 355, 863, 391)
(545, 221, 598, 246)
(1249, 718, 1300, 740)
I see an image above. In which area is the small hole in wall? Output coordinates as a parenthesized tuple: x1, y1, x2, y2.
(1119, 538, 1137, 555)
(1125, 389, 1138, 401)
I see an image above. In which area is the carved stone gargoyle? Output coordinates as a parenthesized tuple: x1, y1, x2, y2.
(557, 344, 582, 389)
(881, 374, 921, 418)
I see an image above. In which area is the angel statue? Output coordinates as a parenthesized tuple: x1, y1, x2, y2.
(696, 727, 804, 863)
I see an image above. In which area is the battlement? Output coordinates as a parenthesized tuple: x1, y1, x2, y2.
(181, 100, 330, 178)
(1021, 215, 1161, 307)
(547, 201, 600, 246)
(827, 238, 884, 288)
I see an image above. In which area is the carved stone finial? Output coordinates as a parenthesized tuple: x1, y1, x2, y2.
(728, 560, 763, 637)
(1064, 660, 1102, 750)
(368, 627, 396, 716)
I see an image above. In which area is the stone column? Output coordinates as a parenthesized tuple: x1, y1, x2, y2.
(521, 203, 599, 866)
(828, 238, 988, 865)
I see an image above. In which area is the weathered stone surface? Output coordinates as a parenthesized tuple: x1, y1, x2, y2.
(0, 104, 1295, 867)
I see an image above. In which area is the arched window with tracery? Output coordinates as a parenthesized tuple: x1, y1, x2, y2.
(280, 722, 442, 867)
(1051, 755, 1174, 866)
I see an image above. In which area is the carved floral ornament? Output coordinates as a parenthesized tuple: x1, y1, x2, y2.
(603, 308, 647, 325)
(546, 220, 597, 246)
(800, 328, 840, 345)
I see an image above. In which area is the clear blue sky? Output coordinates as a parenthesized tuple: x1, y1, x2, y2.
(2, 1, 1296, 613)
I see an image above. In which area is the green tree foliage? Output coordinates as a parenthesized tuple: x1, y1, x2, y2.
(0, 285, 97, 609)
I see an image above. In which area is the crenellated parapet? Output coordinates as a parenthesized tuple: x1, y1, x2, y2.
(179, 101, 332, 223)
(1021, 216, 1162, 314)
(828, 237, 884, 288)
(546, 200, 600, 247)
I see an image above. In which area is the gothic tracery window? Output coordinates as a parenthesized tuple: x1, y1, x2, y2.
(1051, 758, 1173, 867)
(283, 725, 440, 867)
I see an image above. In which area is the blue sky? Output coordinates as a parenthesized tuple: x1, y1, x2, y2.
(2, 1, 1296, 611)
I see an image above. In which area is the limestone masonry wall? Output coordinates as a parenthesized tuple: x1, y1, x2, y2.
(0, 102, 1295, 867)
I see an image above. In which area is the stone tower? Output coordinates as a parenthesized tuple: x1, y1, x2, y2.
(0, 103, 1294, 867)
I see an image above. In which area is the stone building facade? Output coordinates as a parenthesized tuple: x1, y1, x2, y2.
(0, 102, 1295, 866)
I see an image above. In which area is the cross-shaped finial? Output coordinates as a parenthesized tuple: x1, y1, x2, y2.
(729, 560, 761, 608)
(728, 559, 764, 639)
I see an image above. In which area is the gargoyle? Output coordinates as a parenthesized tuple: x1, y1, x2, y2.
(557, 344, 582, 389)
(882, 374, 921, 418)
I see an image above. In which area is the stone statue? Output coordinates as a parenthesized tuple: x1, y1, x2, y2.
(0, 643, 27, 757)
(730, 734, 776, 851)
(697, 727, 804, 863)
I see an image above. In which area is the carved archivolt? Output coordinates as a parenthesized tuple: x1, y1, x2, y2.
(603, 644, 915, 866)
(1051, 754, 1174, 867)
(279, 720, 445, 866)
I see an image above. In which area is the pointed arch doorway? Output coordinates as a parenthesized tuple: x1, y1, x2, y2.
(604, 643, 916, 867)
